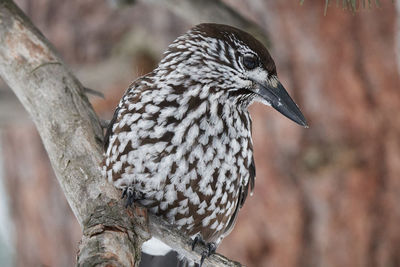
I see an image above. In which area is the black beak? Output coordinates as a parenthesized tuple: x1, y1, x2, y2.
(254, 80, 308, 127)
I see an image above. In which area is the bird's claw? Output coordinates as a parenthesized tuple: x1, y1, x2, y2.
(191, 234, 201, 251)
(191, 234, 216, 267)
(200, 243, 216, 267)
(121, 186, 141, 207)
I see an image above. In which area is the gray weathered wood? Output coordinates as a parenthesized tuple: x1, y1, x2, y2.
(0, 1, 242, 266)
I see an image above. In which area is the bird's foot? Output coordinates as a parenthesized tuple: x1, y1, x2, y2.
(121, 186, 142, 207)
(191, 234, 216, 267)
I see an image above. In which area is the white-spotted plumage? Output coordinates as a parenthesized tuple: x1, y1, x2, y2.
(101, 23, 296, 260)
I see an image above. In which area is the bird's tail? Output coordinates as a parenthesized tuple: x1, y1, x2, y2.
(139, 251, 197, 267)
(139, 251, 179, 267)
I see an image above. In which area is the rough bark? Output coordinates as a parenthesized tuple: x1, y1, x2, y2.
(0, 1, 241, 266)
(0, 0, 141, 265)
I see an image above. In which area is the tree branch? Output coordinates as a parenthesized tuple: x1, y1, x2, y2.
(0, 1, 242, 266)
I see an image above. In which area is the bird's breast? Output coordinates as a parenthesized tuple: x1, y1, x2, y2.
(105, 95, 253, 242)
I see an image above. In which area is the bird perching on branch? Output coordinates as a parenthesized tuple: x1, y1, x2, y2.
(102, 23, 308, 266)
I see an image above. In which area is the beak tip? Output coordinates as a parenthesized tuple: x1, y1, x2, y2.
(290, 109, 308, 128)
(295, 118, 309, 128)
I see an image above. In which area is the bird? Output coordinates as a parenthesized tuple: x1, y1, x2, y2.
(102, 23, 308, 266)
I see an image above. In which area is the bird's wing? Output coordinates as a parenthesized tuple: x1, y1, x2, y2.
(223, 155, 256, 236)
(103, 105, 121, 150)
(103, 79, 146, 151)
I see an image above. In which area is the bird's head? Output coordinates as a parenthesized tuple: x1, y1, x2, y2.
(157, 23, 308, 127)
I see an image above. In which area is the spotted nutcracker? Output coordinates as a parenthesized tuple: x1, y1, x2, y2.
(102, 23, 308, 265)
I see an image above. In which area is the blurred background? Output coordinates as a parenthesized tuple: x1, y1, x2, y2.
(0, 0, 400, 266)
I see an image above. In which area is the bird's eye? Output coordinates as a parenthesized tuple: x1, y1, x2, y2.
(242, 54, 258, 70)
